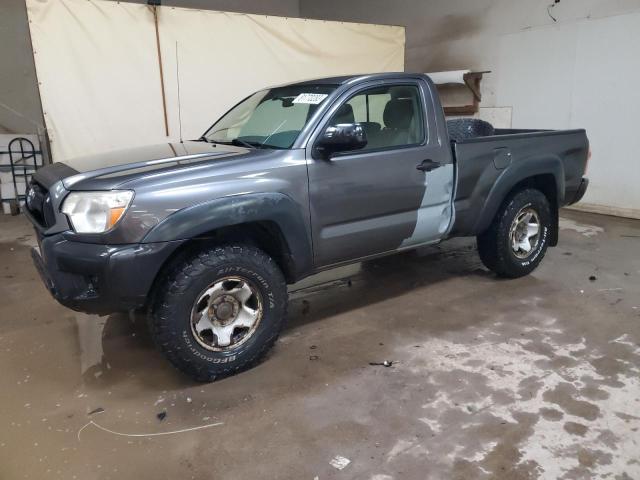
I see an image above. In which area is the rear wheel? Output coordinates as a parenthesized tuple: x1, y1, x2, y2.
(149, 244, 287, 381)
(477, 188, 552, 278)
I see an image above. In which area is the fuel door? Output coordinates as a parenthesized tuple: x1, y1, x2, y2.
(493, 147, 512, 170)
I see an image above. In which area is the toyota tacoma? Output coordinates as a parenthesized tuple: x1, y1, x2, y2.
(24, 73, 590, 381)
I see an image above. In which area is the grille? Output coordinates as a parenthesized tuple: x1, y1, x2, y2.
(26, 181, 55, 228)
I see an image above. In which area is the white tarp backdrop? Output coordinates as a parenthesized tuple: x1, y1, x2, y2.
(26, 0, 405, 164)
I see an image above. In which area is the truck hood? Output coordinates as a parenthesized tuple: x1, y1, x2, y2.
(34, 141, 253, 190)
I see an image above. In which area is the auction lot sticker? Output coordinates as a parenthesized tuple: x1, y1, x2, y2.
(292, 93, 329, 104)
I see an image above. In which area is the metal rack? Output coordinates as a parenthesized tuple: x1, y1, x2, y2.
(0, 137, 43, 215)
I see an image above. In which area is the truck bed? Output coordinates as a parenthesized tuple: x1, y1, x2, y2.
(450, 128, 590, 237)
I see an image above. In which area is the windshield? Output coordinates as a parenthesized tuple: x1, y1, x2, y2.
(203, 84, 337, 149)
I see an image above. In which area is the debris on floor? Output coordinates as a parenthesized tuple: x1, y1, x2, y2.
(329, 455, 351, 470)
(589, 275, 597, 281)
(157, 411, 167, 421)
(77, 419, 224, 441)
(87, 407, 104, 416)
(369, 361, 393, 367)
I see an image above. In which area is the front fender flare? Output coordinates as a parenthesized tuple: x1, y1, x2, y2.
(142, 192, 313, 279)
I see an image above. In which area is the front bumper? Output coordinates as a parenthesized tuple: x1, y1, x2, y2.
(31, 231, 184, 315)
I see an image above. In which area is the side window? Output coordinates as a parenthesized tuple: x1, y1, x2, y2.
(327, 84, 425, 151)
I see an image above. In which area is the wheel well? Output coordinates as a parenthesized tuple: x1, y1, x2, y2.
(511, 174, 557, 205)
(506, 173, 559, 246)
(145, 221, 296, 308)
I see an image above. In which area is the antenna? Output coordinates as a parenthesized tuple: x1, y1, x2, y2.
(175, 40, 183, 143)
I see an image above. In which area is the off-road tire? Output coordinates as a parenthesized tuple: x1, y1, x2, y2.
(149, 244, 287, 382)
(477, 188, 552, 278)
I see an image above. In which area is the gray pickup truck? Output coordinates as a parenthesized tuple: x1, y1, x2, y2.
(25, 73, 589, 381)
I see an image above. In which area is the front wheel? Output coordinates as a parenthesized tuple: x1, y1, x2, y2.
(149, 244, 287, 382)
(477, 188, 552, 278)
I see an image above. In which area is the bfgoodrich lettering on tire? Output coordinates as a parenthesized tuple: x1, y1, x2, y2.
(149, 244, 287, 382)
(477, 188, 552, 278)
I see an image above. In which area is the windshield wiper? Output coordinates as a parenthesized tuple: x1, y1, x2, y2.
(208, 138, 275, 149)
(216, 138, 267, 149)
(231, 138, 259, 149)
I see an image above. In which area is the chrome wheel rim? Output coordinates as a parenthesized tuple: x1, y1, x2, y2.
(190, 276, 263, 351)
(509, 207, 541, 259)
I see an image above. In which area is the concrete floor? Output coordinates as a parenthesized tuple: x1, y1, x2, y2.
(0, 210, 639, 479)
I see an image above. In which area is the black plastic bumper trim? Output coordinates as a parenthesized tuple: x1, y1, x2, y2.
(30, 231, 184, 315)
(570, 177, 589, 205)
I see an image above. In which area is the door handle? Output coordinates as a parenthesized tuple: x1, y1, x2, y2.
(416, 159, 442, 172)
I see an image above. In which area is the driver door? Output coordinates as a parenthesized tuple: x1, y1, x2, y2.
(307, 81, 454, 267)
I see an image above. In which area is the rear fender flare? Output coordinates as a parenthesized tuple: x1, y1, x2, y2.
(475, 156, 564, 234)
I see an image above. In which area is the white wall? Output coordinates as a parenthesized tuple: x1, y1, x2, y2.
(496, 13, 640, 217)
(301, 0, 640, 218)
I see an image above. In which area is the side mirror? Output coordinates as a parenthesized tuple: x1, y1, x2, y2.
(313, 123, 367, 159)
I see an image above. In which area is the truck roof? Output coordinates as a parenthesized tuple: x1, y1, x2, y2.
(285, 72, 425, 87)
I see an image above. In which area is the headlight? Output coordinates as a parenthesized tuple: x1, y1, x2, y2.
(61, 191, 134, 233)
